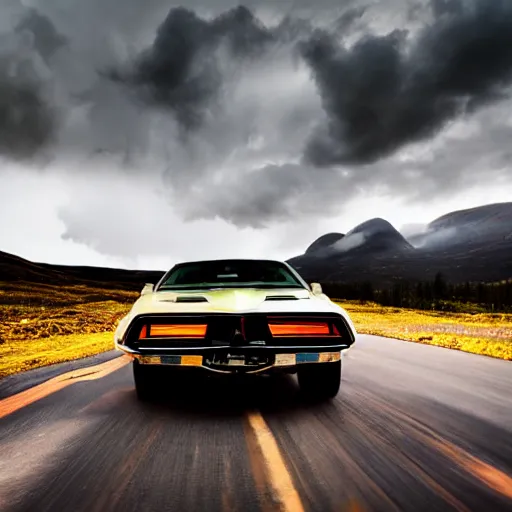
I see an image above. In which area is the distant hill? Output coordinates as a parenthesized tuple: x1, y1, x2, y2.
(305, 233, 344, 255)
(0, 250, 164, 291)
(301, 218, 412, 257)
(430, 202, 512, 231)
(2, 202, 511, 291)
(342, 218, 413, 254)
(287, 203, 512, 285)
(410, 202, 512, 249)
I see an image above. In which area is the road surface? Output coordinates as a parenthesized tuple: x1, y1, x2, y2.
(0, 335, 511, 512)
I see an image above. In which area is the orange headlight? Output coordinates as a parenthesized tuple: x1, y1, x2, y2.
(268, 321, 331, 337)
(139, 324, 207, 339)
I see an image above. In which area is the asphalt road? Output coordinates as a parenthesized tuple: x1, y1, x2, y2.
(1, 335, 511, 512)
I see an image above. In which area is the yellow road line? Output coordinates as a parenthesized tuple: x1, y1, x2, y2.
(431, 438, 512, 501)
(246, 411, 305, 512)
(0, 356, 130, 420)
(362, 391, 512, 502)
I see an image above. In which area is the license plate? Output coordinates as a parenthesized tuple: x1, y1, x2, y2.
(228, 356, 246, 366)
(161, 355, 181, 365)
(207, 353, 269, 368)
(296, 353, 319, 363)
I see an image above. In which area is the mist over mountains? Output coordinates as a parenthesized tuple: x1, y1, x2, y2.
(287, 202, 512, 285)
(1, 202, 511, 288)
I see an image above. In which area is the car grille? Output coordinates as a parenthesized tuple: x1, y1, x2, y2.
(123, 313, 352, 349)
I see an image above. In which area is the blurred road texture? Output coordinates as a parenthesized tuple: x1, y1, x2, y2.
(1, 335, 511, 512)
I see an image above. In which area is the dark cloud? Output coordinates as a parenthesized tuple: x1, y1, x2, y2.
(1, 0, 512, 236)
(184, 97, 512, 228)
(301, 0, 512, 165)
(0, 8, 61, 159)
(109, 6, 274, 130)
(431, 0, 463, 18)
(109, 8, 220, 131)
(333, 5, 367, 33)
(273, 16, 314, 43)
(184, 163, 309, 227)
(15, 8, 67, 63)
(211, 5, 274, 56)
(0, 76, 55, 160)
(179, 162, 358, 228)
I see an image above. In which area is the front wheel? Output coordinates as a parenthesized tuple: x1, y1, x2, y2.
(133, 360, 155, 401)
(297, 361, 341, 401)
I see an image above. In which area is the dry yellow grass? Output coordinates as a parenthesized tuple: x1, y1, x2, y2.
(0, 281, 138, 307)
(337, 301, 512, 361)
(0, 301, 132, 343)
(0, 290, 135, 378)
(0, 332, 115, 379)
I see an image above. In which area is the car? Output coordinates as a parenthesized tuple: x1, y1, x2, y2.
(114, 259, 357, 401)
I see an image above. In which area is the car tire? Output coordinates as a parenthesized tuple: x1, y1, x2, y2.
(133, 360, 155, 401)
(297, 360, 341, 401)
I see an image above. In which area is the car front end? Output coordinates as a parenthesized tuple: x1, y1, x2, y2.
(115, 309, 355, 375)
(115, 258, 357, 400)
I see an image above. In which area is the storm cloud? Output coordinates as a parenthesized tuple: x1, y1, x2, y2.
(0, 70, 56, 160)
(1, 0, 512, 238)
(301, 0, 512, 165)
(0, 8, 61, 159)
(109, 6, 274, 130)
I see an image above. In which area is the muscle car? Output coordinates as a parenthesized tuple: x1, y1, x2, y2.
(114, 259, 357, 401)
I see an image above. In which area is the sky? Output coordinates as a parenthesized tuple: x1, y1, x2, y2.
(1, 0, 511, 271)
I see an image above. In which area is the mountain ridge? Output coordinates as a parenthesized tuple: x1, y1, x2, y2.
(287, 202, 512, 285)
(1, 202, 511, 288)
(0, 250, 164, 290)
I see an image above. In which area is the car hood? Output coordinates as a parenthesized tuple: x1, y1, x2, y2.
(132, 287, 339, 314)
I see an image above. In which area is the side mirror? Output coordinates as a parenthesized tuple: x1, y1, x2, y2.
(310, 282, 323, 295)
(141, 283, 154, 296)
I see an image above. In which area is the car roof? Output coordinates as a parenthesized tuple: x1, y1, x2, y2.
(170, 258, 288, 267)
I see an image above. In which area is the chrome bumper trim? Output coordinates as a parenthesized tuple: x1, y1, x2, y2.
(122, 350, 342, 374)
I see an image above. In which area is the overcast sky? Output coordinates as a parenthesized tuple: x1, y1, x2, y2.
(1, 0, 511, 270)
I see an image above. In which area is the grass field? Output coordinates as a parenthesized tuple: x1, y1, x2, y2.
(0, 282, 137, 378)
(337, 301, 512, 361)
(1, 284, 510, 379)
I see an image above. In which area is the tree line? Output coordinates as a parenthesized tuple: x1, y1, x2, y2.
(321, 273, 512, 313)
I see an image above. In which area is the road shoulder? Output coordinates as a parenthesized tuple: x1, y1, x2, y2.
(0, 350, 121, 399)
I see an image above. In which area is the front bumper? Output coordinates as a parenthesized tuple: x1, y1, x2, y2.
(116, 343, 347, 374)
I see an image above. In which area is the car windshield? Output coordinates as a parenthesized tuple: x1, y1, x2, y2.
(157, 260, 304, 291)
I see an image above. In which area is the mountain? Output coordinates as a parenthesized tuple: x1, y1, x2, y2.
(287, 203, 512, 285)
(2, 202, 510, 291)
(301, 219, 412, 258)
(430, 202, 512, 231)
(342, 218, 413, 254)
(305, 233, 344, 255)
(0, 250, 164, 290)
(410, 202, 512, 249)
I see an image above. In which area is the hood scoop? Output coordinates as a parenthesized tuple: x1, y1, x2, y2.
(264, 294, 303, 301)
(175, 295, 209, 303)
(158, 295, 209, 303)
